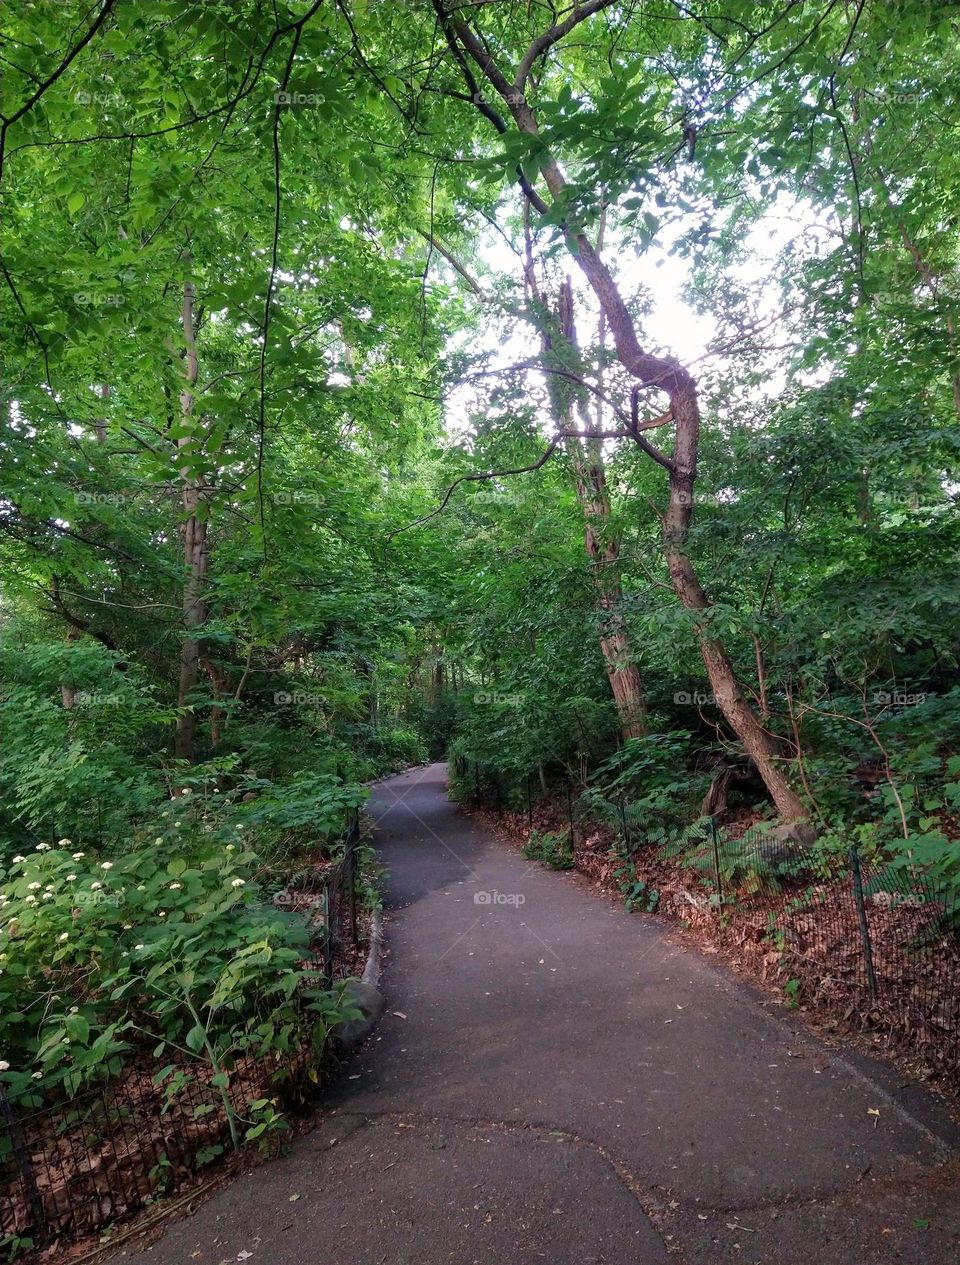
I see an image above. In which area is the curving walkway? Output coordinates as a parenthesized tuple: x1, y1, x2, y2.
(119, 763, 960, 1264)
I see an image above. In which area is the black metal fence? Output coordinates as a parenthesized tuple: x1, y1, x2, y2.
(0, 811, 363, 1253)
(457, 760, 960, 1087)
(775, 852, 960, 1076)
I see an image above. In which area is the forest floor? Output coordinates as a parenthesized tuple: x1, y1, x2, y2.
(114, 763, 960, 1265)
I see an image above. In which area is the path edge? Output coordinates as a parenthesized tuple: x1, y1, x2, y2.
(334, 909, 387, 1052)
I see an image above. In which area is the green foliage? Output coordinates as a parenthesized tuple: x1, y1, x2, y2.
(1, 0, 960, 1197)
(237, 772, 367, 844)
(0, 642, 173, 855)
(522, 828, 574, 870)
(0, 825, 358, 1111)
(618, 871, 660, 914)
(591, 734, 699, 798)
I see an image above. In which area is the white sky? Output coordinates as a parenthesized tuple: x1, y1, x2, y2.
(439, 193, 832, 442)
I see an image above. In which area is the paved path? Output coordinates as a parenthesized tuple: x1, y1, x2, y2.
(121, 763, 960, 1264)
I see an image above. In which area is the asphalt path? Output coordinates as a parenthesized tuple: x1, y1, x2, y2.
(119, 763, 960, 1265)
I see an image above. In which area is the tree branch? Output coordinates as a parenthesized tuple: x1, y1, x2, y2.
(0, 0, 116, 185)
(416, 228, 488, 297)
(388, 426, 631, 537)
(630, 387, 676, 471)
(515, 0, 618, 90)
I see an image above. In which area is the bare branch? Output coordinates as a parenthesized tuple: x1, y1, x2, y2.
(388, 426, 632, 537)
(460, 358, 675, 434)
(631, 387, 676, 471)
(416, 228, 488, 297)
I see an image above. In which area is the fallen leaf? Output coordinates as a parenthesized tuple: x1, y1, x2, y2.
(392, 1011, 407, 1020)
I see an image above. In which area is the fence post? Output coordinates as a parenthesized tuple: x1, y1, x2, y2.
(348, 809, 358, 945)
(0, 1085, 46, 1244)
(322, 882, 334, 989)
(849, 845, 879, 1001)
(708, 815, 724, 912)
(474, 761, 481, 806)
(619, 793, 629, 852)
(566, 780, 575, 846)
(526, 773, 532, 828)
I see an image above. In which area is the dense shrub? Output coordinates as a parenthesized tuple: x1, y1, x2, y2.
(0, 814, 356, 1112)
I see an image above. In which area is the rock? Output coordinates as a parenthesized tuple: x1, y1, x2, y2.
(333, 979, 386, 1051)
(756, 820, 818, 874)
(770, 820, 818, 848)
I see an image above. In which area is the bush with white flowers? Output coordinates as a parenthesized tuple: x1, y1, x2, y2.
(0, 828, 347, 1108)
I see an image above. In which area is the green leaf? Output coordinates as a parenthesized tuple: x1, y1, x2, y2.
(65, 1014, 90, 1044)
(185, 1023, 207, 1053)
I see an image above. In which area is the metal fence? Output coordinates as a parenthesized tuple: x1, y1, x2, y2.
(0, 811, 362, 1253)
(775, 852, 960, 1077)
(651, 817, 960, 1077)
(458, 760, 960, 1087)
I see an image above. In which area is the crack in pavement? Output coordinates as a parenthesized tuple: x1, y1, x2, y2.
(325, 1106, 960, 1256)
(327, 1108, 690, 1263)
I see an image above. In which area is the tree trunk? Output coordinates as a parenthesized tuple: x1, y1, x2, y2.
(548, 279, 648, 741)
(200, 656, 228, 748)
(60, 622, 82, 711)
(662, 459, 809, 822)
(174, 280, 208, 764)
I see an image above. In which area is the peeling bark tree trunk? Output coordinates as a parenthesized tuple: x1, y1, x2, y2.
(549, 280, 647, 740)
(174, 280, 209, 764)
(200, 656, 229, 748)
(60, 622, 82, 711)
(447, 11, 809, 821)
(578, 454, 648, 740)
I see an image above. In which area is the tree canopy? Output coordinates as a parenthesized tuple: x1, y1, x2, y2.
(1, 0, 959, 1131)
